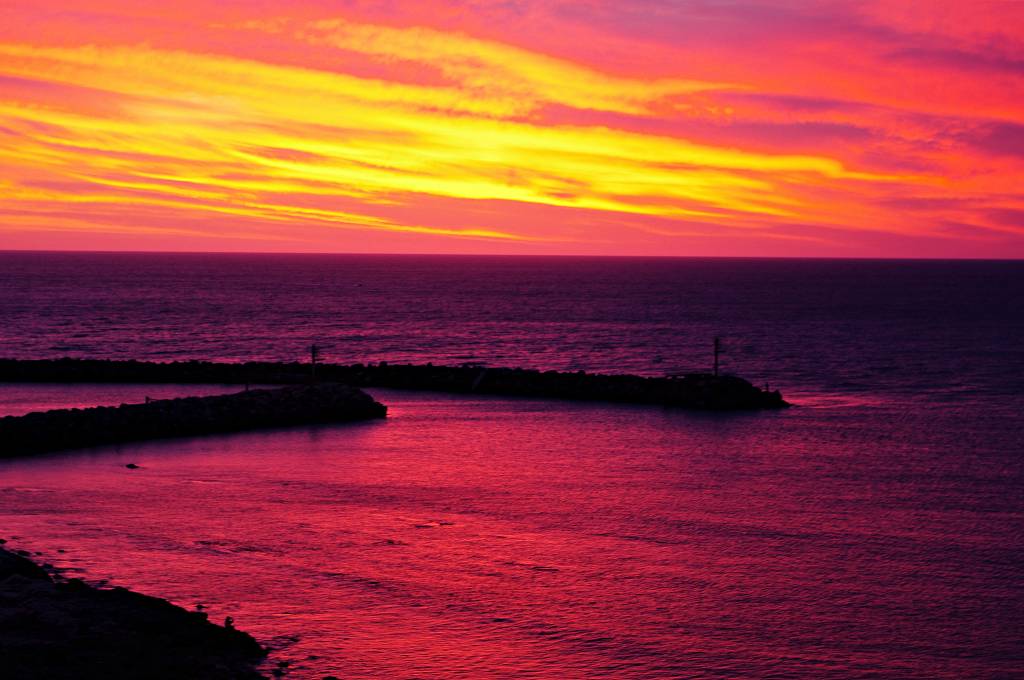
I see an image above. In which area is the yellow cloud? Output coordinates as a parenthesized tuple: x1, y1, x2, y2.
(0, 38, 898, 246)
(291, 19, 735, 116)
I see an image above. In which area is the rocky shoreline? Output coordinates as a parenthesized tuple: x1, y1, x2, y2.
(0, 358, 789, 410)
(0, 383, 387, 457)
(0, 544, 266, 679)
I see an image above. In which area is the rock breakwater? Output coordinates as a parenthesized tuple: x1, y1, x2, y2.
(0, 383, 387, 457)
(0, 358, 788, 410)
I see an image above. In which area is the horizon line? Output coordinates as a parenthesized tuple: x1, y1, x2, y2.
(1, 248, 1023, 263)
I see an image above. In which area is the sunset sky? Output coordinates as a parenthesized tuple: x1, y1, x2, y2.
(1, 1, 1023, 257)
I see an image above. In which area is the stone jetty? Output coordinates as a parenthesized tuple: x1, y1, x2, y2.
(0, 358, 788, 410)
(0, 383, 387, 457)
(0, 545, 265, 679)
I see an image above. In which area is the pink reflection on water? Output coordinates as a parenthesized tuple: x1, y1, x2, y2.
(0, 388, 1020, 678)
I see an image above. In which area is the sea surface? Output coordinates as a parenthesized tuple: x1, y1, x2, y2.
(0, 252, 1022, 678)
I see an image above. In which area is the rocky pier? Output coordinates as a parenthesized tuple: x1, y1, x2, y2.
(0, 358, 789, 411)
(0, 383, 387, 457)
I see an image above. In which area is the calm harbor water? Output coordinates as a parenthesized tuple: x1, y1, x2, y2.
(1, 252, 1022, 678)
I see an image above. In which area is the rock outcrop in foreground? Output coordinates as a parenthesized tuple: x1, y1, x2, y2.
(0, 546, 265, 679)
(0, 383, 387, 457)
(0, 358, 789, 410)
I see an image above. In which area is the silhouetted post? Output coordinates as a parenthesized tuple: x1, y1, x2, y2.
(310, 344, 322, 382)
(713, 337, 721, 377)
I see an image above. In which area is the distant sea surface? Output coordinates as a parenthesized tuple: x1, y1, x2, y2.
(1, 252, 1022, 678)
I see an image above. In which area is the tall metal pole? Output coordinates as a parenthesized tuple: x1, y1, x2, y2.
(713, 336, 720, 377)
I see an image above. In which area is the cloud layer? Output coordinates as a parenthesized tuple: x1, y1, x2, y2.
(1, 1, 1023, 256)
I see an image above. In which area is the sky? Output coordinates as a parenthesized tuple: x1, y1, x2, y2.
(1, 1, 1023, 258)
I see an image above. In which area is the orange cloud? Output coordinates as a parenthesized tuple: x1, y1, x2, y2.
(0, 1, 1022, 256)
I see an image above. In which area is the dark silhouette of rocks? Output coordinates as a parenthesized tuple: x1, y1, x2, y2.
(0, 547, 50, 581)
(0, 546, 265, 679)
(0, 358, 789, 410)
(0, 383, 387, 457)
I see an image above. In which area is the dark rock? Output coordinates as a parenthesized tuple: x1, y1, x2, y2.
(0, 548, 50, 581)
(0, 383, 387, 457)
(0, 546, 266, 679)
(125, 463, 140, 469)
(0, 359, 790, 416)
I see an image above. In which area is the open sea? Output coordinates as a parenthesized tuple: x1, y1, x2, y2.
(0, 252, 1022, 678)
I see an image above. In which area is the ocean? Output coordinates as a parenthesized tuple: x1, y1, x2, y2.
(0, 252, 1022, 678)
